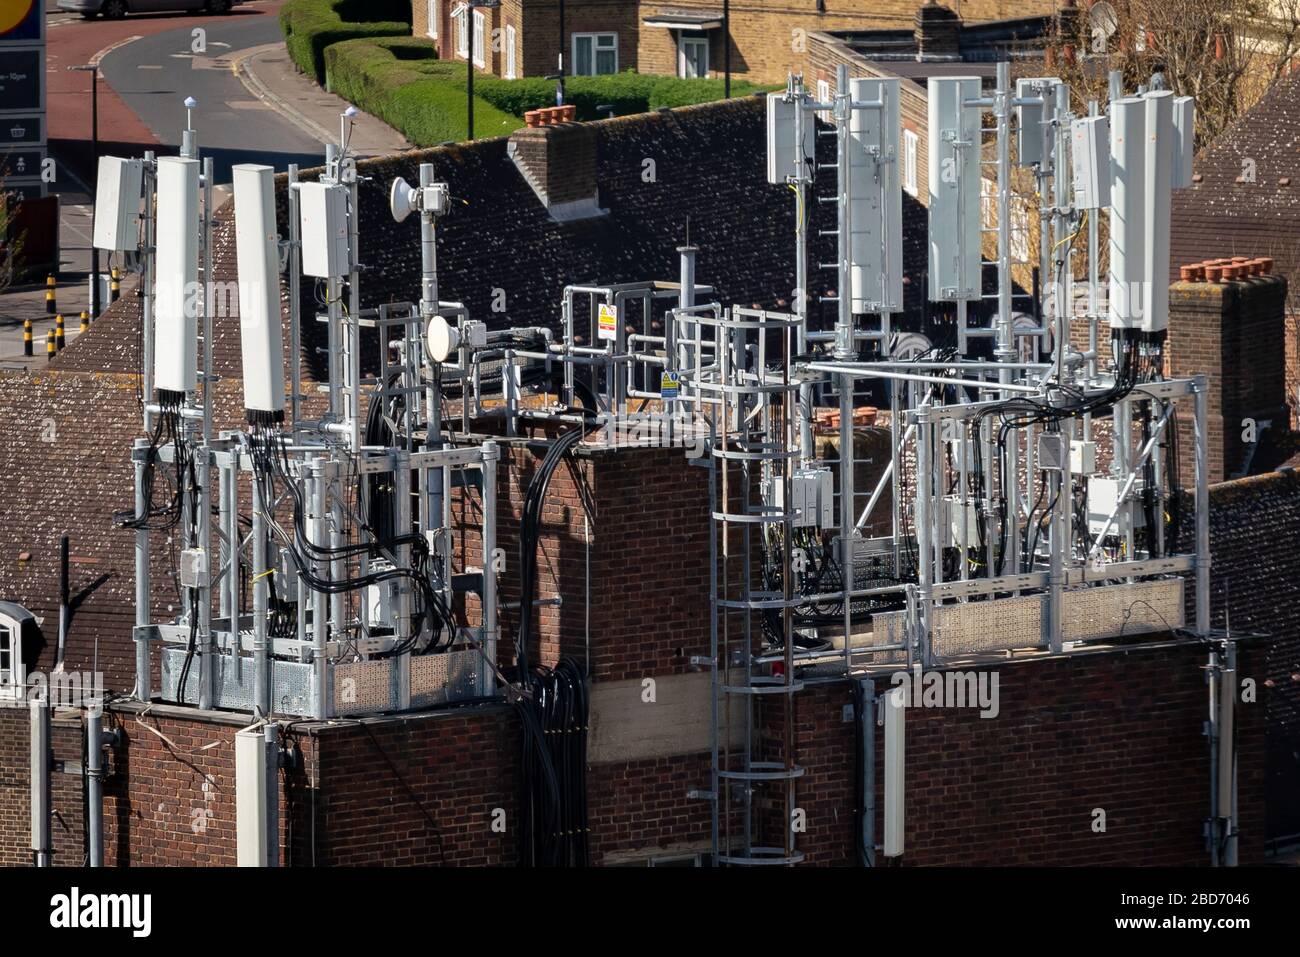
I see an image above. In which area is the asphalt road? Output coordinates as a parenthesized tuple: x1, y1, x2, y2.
(95, 11, 324, 182)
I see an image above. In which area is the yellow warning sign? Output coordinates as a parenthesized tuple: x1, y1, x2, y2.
(598, 303, 618, 341)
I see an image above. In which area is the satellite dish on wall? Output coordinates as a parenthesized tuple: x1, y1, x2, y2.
(390, 176, 418, 223)
(1090, 1, 1118, 38)
(426, 315, 461, 363)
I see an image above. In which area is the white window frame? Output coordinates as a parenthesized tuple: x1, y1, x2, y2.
(472, 9, 486, 68)
(456, 8, 469, 58)
(572, 32, 618, 76)
(903, 128, 918, 197)
(678, 33, 709, 79)
(817, 78, 831, 123)
(504, 24, 517, 79)
(426, 0, 438, 40)
(0, 617, 20, 702)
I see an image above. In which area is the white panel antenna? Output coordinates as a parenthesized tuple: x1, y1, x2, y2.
(1171, 95, 1195, 188)
(1070, 115, 1110, 210)
(232, 164, 286, 420)
(1109, 93, 1176, 334)
(298, 181, 351, 278)
(92, 156, 144, 252)
(848, 77, 903, 314)
(153, 156, 201, 396)
(927, 77, 982, 302)
(1108, 97, 1145, 331)
(1015, 77, 1060, 168)
(1141, 91, 1174, 334)
(766, 93, 814, 185)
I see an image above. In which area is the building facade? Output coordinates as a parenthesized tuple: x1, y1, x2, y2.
(410, 0, 1061, 83)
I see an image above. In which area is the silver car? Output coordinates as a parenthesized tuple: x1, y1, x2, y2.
(57, 0, 243, 18)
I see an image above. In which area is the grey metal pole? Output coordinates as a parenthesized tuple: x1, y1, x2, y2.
(348, 173, 362, 454)
(133, 437, 152, 701)
(142, 152, 157, 432)
(480, 441, 499, 697)
(264, 723, 280, 867)
(995, 62, 1020, 575)
(197, 447, 214, 711)
(86, 703, 105, 866)
(30, 698, 51, 867)
(311, 458, 331, 718)
(418, 164, 445, 564)
(791, 79, 814, 460)
(287, 164, 303, 436)
(915, 407, 932, 664)
(252, 472, 270, 716)
(1194, 375, 1210, 634)
(834, 65, 853, 360)
(858, 678, 876, 866)
(1218, 638, 1237, 866)
(394, 450, 412, 710)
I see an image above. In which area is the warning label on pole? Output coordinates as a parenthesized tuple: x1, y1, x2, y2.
(597, 303, 617, 341)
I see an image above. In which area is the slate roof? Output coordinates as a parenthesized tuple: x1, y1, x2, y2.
(1170, 69, 1300, 281)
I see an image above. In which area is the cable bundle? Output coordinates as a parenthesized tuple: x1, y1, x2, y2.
(512, 420, 595, 867)
(245, 423, 458, 657)
(518, 657, 589, 867)
(114, 391, 195, 532)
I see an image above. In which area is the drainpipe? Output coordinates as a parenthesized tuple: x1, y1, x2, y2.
(30, 698, 51, 867)
(86, 703, 119, 867)
(56, 534, 69, 669)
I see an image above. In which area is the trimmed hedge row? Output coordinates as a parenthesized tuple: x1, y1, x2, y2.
(280, 0, 411, 85)
(470, 71, 770, 120)
(323, 36, 773, 147)
(324, 37, 522, 145)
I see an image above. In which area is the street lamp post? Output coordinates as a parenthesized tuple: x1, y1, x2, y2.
(69, 64, 100, 319)
(457, 0, 501, 140)
(558, 0, 566, 106)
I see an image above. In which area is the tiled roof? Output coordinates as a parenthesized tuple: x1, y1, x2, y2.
(1170, 70, 1300, 281)
(0, 372, 244, 687)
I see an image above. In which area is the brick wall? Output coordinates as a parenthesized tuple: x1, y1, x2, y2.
(636, 1, 1058, 83)
(0, 701, 520, 867)
(805, 35, 931, 205)
(519, 0, 642, 79)
(1203, 470, 1300, 843)
(757, 640, 1268, 866)
(288, 705, 519, 865)
(1168, 273, 1290, 485)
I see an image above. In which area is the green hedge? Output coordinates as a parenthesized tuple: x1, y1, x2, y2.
(324, 37, 522, 145)
(468, 72, 770, 120)
(324, 36, 772, 147)
(279, 0, 411, 85)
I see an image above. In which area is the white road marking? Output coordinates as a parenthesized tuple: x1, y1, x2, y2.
(90, 35, 144, 67)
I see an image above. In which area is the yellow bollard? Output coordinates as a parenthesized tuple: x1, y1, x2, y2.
(110, 266, 121, 303)
(55, 314, 65, 351)
(46, 329, 55, 359)
(45, 274, 57, 314)
(23, 318, 33, 357)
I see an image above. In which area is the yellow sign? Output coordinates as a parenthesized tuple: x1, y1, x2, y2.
(0, 0, 37, 36)
(597, 303, 617, 341)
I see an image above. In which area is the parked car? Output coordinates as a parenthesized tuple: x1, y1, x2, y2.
(57, 0, 243, 19)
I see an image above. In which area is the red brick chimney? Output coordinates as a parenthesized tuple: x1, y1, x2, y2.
(507, 118, 605, 221)
(914, 1, 962, 62)
(1168, 260, 1290, 483)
